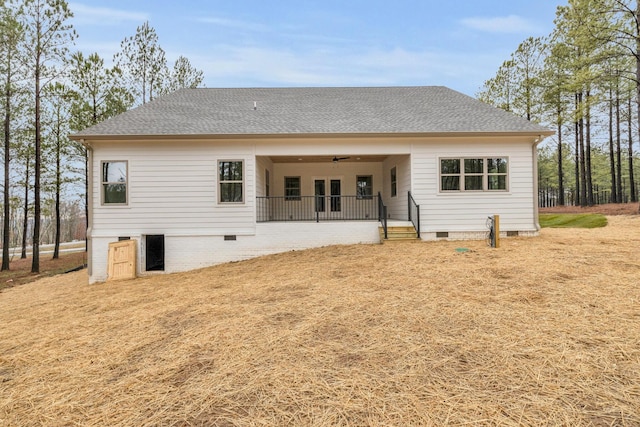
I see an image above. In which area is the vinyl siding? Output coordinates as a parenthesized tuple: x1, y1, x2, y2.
(91, 140, 256, 237)
(383, 155, 411, 220)
(256, 156, 273, 198)
(410, 138, 537, 234)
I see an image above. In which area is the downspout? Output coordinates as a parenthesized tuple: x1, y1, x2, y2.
(82, 139, 94, 278)
(532, 135, 542, 231)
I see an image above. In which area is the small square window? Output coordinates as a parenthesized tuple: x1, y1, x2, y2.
(440, 159, 460, 174)
(464, 159, 483, 174)
(441, 176, 460, 191)
(488, 175, 507, 190)
(488, 158, 508, 174)
(465, 175, 483, 191)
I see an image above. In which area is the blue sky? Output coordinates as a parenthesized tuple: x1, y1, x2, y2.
(68, 1, 562, 96)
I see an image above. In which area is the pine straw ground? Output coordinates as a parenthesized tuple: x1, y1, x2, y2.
(1, 217, 639, 426)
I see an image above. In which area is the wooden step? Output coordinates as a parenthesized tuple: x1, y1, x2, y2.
(379, 226, 419, 242)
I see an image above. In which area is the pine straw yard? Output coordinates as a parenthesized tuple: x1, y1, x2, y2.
(1, 217, 639, 426)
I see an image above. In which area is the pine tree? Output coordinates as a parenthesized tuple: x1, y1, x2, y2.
(167, 55, 204, 93)
(0, 2, 24, 270)
(115, 21, 167, 105)
(42, 82, 74, 258)
(21, 0, 75, 273)
(69, 51, 133, 249)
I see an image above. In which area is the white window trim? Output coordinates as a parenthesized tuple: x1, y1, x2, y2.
(100, 160, 128, 206)
(218, 159, 245, 204)
(439, 157, 509, 192)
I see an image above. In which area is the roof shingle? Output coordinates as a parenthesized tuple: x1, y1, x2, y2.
(72, 86, 552, 137)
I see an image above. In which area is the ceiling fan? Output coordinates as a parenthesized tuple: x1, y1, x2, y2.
(332, 156, 350, 163)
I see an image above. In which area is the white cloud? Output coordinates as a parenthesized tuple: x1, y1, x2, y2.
(190, 45, 498, 95)
(69, 3, 149, 25)
(196, 16, 269, 32)
(460, 15, 540, 34)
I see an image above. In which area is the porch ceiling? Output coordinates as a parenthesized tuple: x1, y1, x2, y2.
(268, 155, 389, 163)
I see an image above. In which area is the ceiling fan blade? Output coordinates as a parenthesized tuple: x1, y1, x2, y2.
(332, 156, 350, 162)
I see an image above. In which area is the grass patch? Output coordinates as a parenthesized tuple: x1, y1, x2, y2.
(539, 213, 608, 228)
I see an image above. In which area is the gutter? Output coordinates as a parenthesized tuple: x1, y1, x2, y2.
(80, 139, 94, 278)
(532, 135, 544, 231)
(68, 130, 554, 142)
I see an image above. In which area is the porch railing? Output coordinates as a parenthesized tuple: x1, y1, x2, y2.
(256, 195, 378, 222)
(378, 192, 387, 239)
(408, 191, 420, 238)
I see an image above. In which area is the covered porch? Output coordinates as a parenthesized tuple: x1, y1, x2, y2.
(254, 154, 420, 238)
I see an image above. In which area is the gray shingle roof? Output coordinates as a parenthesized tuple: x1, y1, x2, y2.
(72, 86, 552, 138)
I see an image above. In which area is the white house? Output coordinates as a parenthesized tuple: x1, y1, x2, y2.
(70, 86, 553, 283)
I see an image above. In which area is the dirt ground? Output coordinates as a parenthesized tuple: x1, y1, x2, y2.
(0, 216, 638, 426)
(0, 252, 87, 290)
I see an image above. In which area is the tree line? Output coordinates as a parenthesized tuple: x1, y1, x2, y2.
(477, 0, 640, 209)
(0, 0, 204, 272)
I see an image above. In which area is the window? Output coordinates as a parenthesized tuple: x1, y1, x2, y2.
(464, 159, 483, 191)
(390, 167, 397, 197)
(219, 160, 243, 203)
(265, 169, 270, 197)
(440, 157, 508, 192)
(285, 176, 301, 200)
(101, 161, 127, 204)
(356, 175, 373, 199)
(440, 159, 460, 191)
(487, 158, 508, 190)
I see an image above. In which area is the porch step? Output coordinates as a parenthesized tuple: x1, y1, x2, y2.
(379, 225, 419, 242)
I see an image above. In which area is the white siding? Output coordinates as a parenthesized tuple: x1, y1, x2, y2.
(382, 155, 411, 220)
(256, 156, 273, 198)
(91, 140, 256, 237)
(410, 138, 538, 238)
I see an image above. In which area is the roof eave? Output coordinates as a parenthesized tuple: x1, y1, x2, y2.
(70, 130, 555, 142)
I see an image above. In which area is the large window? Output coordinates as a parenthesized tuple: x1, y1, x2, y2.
(285, 176, 301, 201)
(219, 160, 244, 203)
(101, 161, 127, 205)
(356, 175, 373, 199)
(440, 157, 508, 192)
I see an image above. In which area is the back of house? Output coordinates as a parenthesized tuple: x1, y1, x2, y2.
(71, 86, 553, 283)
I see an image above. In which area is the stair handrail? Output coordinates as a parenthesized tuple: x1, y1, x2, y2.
(408, 191, 420, 238)
(378, 192, 388, 239)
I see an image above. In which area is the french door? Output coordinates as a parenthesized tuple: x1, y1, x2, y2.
(314, 178, 341, 216)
